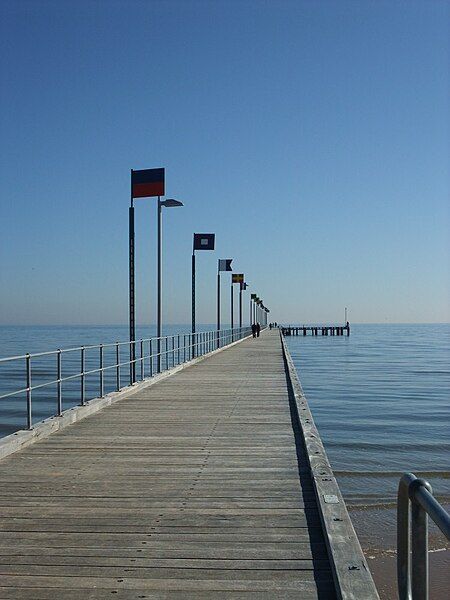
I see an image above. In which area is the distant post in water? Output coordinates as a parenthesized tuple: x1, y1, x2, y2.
(218, 259, 232, 347)
(192, 234, 216, 353)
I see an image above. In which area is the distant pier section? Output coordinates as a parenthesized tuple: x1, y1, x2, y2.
(281, 323, 350, 336)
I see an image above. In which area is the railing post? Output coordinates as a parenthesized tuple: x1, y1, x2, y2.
(116, 343, 120, 391)
(410, 478, 432, 600)
(178, 334, 180, 365)
(398, 474, 435, 600)
(26, 353, 32, 430)
(57, 349, 62, 416)
(398, 474, 412, 600)
(80, 346, 85, 406)
(140, 339, 144, 380)
(411, 502, 428, 600)
(99, 344, 104, 398)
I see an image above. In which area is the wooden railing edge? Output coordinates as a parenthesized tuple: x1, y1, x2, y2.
(280, 332, 380, 600)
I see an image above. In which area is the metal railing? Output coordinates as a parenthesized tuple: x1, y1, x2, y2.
(397, 472, 450, 600)
(0, 326, 252, 432)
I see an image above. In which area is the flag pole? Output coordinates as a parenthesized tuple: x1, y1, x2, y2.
(231, 283, 234, 330)
(217, 266, 220, 348)
(129, 170, 136, 384)
(157, 197, 162, 372)
(191, 250, 196, 356)
(239, 285, 242, 328)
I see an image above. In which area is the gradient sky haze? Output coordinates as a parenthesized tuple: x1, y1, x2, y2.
(0, 0, 449, 326)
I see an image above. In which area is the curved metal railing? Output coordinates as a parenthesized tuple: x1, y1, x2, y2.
(397, 472, 450, 600)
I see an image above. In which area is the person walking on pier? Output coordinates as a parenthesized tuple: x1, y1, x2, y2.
(251, 323, 257, 338)
(256, 322, 261, 337)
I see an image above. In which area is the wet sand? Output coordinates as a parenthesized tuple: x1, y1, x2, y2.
(349, 506, 450, 598)
(368, 550, 450, 599)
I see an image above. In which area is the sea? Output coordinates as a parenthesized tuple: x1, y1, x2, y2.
(0, 323, 449, 597)
(285, 323, 450, 598)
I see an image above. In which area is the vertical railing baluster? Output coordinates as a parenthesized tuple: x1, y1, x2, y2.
(165, 338, 168, 370)
(412, 500, 428, 599)
(57, 349, 62, 416)
(116, 343, 120, 391)
(178, 334, 180, 365)
(80, 346, 85, 406)
(140, 339, 144, 380)
(26, 353, 32, 430)
(99, 344, 104, 398)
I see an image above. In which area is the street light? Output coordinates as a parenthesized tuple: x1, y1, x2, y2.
(157, 198, 183, 372)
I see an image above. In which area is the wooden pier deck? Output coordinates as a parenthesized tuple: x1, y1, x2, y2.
(0, 330, 377, 599)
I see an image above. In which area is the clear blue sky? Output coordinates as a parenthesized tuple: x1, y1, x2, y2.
(0, 0, 448, 326)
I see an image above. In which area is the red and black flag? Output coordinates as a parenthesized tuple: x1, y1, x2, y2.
(132, 168, 165, 198)
(232, 273, 244, 284)
(219, 259, 233, 272)
(193, 233, 215, 251)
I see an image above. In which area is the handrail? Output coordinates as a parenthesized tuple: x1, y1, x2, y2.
(0, 326, 252, 432)
(397, 472, 450, 600)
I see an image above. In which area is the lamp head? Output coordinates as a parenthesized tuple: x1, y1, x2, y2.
(160, 198, 183, 208)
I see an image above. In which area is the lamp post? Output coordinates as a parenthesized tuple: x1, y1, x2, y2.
(192, 234, 216, 356)
(157, 198, 183, 372)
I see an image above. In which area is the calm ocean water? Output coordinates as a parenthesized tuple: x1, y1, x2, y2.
(1, 324, 449, 561)
(286, 323, 450, 559)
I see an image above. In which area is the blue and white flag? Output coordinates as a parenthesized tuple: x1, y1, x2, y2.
(218, 259, 233, 272)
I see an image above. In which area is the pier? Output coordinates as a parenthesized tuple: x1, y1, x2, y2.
(281, 324, 350, 337)
(0, 329, 378, 598)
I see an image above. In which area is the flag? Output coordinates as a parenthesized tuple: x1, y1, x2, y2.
(232, 273, 244, 284)
(132, 168, 165, 198)
(219, 259, 233, 272)
(240, 281, 248, 291)
(251, 293, 257, 300)
(193, 233, 215, 250)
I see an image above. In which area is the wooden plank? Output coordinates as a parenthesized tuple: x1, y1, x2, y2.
(0, 331, 348, 597)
